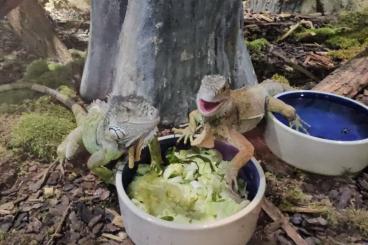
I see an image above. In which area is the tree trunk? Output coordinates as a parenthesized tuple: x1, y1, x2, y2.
(7, 0, 72, 63)
(0, 0, 24, 18)
(312, 51, 368, 98)
(80, 0, 128, 102)
(245, 0, 304, 14)
(81, 0, 258, 125)
(245, 0, 368, 15)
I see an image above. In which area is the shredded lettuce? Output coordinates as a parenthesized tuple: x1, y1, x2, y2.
(128, 147, 250, 224)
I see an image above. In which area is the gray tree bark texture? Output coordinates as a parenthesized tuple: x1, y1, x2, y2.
(80, 0, 258, 125)
(80, 0, 128, 101)
(245, 0, 368, 15)
(246, 0, 303, 14)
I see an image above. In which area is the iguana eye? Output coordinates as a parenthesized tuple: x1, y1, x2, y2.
(109, 127, 126, 140)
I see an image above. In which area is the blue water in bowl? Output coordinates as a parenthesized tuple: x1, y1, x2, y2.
(273, 92, 368, 141)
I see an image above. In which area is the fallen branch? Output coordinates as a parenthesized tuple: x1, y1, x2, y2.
(29, 160, 58, 192)
(0, 180, 24, 196)
(277, 22, 302, 43)
(47, 202, 73, 245)
(280, 206, 329, 214)
(303, 52, 335, 70)
(277, 20, 314, 43)
(268, 45, 319, 81)
(262, 198, 308, 245)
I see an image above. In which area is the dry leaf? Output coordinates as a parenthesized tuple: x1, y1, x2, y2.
(0, 201, 14, 211)
(101, 233, 124, 242)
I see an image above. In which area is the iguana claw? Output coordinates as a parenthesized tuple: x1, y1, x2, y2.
(173, 127, 196, 144)
(289, 115, 311, 134)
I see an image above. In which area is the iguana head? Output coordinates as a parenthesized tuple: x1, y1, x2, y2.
(104, 95, 160, 148)
(196, 75, 231, 117)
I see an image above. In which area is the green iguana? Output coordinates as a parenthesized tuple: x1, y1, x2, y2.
(173, 75, 309, 190)
(0, 82, 160, 183)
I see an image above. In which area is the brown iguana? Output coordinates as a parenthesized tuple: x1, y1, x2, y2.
(173, 75, 309, 190)
(0, 82, 160, 183)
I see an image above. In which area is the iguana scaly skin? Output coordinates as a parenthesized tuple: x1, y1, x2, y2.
(174, 75, 309, 190)
(58, 95, 160, 183)
(0, 82, 160, 183)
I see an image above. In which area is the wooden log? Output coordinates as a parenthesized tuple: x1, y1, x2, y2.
(7, 0, 72, 64)
(312, 50, 368, 98)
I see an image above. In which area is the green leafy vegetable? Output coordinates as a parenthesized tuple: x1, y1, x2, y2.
(128, 147, 250, 224)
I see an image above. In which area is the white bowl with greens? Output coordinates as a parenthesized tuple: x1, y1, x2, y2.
(116, 135, 266, 245)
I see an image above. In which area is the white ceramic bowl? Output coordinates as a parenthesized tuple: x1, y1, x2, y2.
(116, 135, 266, 245)
(265, 91, 368, 176)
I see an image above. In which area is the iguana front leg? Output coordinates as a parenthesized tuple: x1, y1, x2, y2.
(87, 149, 122, 184)
(148, 136, 163, 174)
(267, 96, 310, 134)
(173, 110, 203, 144)
(191, 123, 215, 148)
(57, 127, 83, 163)
(220, 127, 254, 191)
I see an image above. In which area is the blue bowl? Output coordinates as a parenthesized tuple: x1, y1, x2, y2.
(274, 91, 368, 141)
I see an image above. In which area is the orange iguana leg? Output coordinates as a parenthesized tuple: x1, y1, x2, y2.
(173, 110, 203, 144)
(267, 96, 310, 133)
(191, 123, 215, 148)
(223, 128, 254, 191)
(267, 96, 296, 120)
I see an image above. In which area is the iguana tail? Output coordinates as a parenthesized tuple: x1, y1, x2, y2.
(0, 82, 86, 124)
(259, 79, 294, 97)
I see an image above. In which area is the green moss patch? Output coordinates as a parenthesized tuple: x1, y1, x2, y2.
(0, 57, 83, 106)
(23, 58, 84, 89)
(271, 73, 290, 85)
(294, 27, 342, 42)
(11, 112, 75, 162)
(325, 36, 360, 49)
(327, 46, 366, 60)
(246, 38, 270, 54)
(9, 95, 76, 162)
(292, 9, 368, 61)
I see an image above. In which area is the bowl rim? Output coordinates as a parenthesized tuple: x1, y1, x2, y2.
(269, 90, 368, 145)
(115, 135, 266, 230)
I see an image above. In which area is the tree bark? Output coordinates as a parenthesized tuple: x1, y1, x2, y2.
(0, 0, 24, 19)
(80, 0, 128, 102)
(7, 0, 72, 63)
(81, 0, 258, 125)
(312, 51, 368, 98)
(245, 0, 304, 13)
(245, 0, 368, 15)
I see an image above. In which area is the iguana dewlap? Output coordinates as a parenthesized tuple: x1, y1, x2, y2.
(174, 75, 306, 190)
